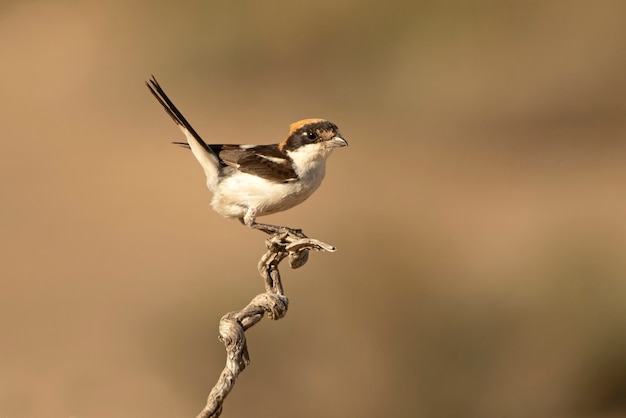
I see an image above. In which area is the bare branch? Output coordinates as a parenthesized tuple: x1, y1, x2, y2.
(195, 230, 336, 418)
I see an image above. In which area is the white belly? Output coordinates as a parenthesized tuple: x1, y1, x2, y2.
(210, 169, 325, 219)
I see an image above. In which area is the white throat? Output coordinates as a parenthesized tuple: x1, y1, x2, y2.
(286, 143, 333, 178)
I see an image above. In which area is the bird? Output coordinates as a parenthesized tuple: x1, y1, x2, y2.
(146, 76, 348, 235)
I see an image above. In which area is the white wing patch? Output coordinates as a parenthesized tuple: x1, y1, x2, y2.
(257, 154, 289, 164)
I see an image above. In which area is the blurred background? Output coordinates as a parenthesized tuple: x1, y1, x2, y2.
(1, 0, 626, 417)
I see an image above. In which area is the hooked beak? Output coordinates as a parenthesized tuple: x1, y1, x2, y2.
(328, 136, 348, 148)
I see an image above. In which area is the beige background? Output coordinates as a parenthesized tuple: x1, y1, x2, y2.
(1, 1, 626, 417)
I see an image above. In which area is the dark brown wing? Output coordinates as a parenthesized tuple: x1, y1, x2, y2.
(216, 144, 298, 183)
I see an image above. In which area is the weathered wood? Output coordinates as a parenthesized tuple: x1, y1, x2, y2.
(196, 230, 336, 418)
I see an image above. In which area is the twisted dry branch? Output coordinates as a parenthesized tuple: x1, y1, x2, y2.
(196, 230, 336, 418)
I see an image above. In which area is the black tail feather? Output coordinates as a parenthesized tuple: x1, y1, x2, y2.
(172, 141, 191, 149)
(146, 76, 214, 155)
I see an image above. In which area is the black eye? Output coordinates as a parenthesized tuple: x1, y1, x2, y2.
(306, 132, 317, 140)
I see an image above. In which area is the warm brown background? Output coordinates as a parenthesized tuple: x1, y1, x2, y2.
(1, 1, 626, 417)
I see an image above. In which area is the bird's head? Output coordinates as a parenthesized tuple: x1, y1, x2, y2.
(279, 119, 348, 156)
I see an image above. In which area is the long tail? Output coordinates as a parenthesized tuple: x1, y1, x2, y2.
(146, 76, 213, 154)
(146, 76, 220, 186)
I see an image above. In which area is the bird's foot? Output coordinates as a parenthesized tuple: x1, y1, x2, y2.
(251, 222, 305, 238)
(238, 217, 306, 238)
